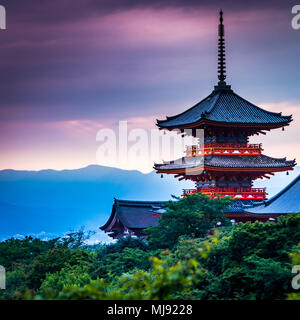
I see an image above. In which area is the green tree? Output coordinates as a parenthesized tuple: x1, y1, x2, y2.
(94, 247, 160, 280)
(59, 228, 95, 249)
(0, 236, 58, 272)
(2, 214, 300, 300)
(27, 255, 202, 300)
(146, 193, 231, 249)
(0, 267, 28, 300)
(97, 237, 149, 259)
(26, 247, 94, 289)
(175, 214, 300, 300)
(39, 264, 92, 295)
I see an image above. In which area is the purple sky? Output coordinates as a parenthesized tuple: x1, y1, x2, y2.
(0, 0, 299, 171)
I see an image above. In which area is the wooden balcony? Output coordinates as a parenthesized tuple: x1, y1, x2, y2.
(182, 186, 267, 200)
(185, 143, 263, 157)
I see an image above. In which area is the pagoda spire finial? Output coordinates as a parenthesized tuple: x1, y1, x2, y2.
(217, 9, 226, 86)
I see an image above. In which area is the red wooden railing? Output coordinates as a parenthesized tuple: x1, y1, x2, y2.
(182, 186, 267, 200)
(182, 189, 198, 195)
(185, 143, 262, 157)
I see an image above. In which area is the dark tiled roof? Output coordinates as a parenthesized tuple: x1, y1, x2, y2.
(224, 200, 264, 213)
(100, 199, 166, 231)
(246, 175, 300, 215)
(154, 155, 296, 171)
(157, 87, 292, 128)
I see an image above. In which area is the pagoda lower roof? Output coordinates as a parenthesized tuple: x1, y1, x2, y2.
(154, 154, 296, 172)
(245, 175, 300, 215)
(157, 86, 292, 129)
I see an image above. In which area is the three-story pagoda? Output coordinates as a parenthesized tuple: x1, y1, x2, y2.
(154, 11, 296, 217)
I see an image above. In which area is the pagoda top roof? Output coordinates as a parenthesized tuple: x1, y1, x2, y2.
(156, 86, 292, 129)
(154, 154, 296, 172)
(157, 11, 292, 129)
(246, 175, 300, 215)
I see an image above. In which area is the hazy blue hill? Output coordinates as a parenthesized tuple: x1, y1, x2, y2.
(0, 164, 299, 242)
(0, 165, 193, 240)
(0, 201, 87, 238)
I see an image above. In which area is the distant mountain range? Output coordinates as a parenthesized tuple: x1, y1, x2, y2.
(0, 165, 193, 242)
(0, 165, 299, 243)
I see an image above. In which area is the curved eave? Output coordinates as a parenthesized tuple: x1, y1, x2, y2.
(100, 206, 117, 231)
(244, 208, 297, 216)
(100, 210, 136, 233)
(156, 88, 293, 130)
(154, 164, 296, 175)
(100, 208, 133, 232)
(156, 91, 217, 124)
(100, 199, 121, 231)
(156, 118, 292, 130)
(225, 212, 282, 218)
(100, 213, 116, 231)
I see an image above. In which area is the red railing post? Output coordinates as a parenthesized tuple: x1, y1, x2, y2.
(183, 186, 267, 200)
(185, 143, 262, 157)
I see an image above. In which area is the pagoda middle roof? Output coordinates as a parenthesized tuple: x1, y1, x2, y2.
(154, 154, 296, 172)
(157, 86, 292, 128)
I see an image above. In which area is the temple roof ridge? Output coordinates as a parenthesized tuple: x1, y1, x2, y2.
(114, 198, 166, 206)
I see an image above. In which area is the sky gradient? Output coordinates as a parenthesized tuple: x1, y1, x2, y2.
(0, 0, 299, 172)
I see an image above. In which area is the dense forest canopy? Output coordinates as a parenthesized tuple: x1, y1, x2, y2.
(0, 193, 299, 300)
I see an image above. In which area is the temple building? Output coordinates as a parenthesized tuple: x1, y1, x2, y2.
(100, 199, 166, 239)
(101, 11, 297, 239)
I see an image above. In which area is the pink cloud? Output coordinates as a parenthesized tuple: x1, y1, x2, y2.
(251, 101, 300, 164)
(0, 4, 298, 171)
